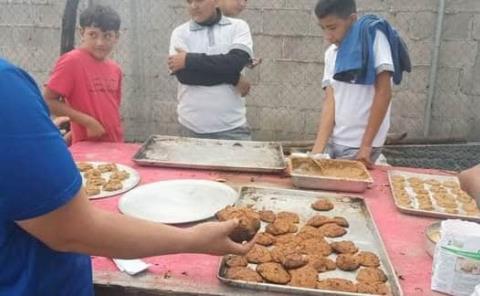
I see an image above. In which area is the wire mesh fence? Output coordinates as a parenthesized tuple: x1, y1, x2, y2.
(1, 0, 479, 148)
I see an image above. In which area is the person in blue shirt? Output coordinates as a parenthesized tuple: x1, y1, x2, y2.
(0, 58, 254, 295)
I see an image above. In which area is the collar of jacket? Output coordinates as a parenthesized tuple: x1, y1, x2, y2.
(190, 9, 231, 31)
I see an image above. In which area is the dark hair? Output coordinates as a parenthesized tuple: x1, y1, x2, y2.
(80, 5, 121, 32)
(314, 0, 356, 19)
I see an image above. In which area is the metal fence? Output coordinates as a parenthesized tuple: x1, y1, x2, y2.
(1, 0, 479, 148)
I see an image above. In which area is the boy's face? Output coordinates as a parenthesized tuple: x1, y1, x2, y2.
(318, 14, 357, 46)
(187, 0, 218, 23)
(220, 0, 247, 17)
(80, 27, 119, 61)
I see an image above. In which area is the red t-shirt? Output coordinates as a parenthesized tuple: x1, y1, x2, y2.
(47, 48, 124, 144)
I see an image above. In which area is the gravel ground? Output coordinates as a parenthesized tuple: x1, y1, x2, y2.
(382, 143, 480, 171)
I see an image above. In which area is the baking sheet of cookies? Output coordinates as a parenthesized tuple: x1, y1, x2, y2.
(133, 135, 286, 173)
(77, 161, 141, 200)
(217, 186, 403, 296)
(388, 170, 480, 222)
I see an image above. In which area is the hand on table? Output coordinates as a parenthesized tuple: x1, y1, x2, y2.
(356, 146, 373, 169)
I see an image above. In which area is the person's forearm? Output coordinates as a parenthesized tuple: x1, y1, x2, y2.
(186, 49, 250, 75)
(46, 98, 92, 127)
(28, 190, 198, 259)
(312, 88, 335, 153)
(360, 72, 392, 148)
(68, 206, 195, 258)
(175, 69, 240, 86)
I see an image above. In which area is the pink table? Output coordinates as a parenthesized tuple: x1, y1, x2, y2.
(71, 142, 443, 296)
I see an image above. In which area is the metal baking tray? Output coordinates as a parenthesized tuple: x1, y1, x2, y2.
(388, 170, 480, 222)
(287, 157, 373, 193)
(133, 135, 286, 173)
(217, 186, 403, 296)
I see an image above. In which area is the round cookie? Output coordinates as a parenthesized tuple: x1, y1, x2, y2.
(257, 262, 291, 284)
(317, 278, 357, 293)
(331, 240, 358, 254)
(356, 251, 381, 267)
(225, 255, 248, 267)
(336, 254, 360, 271)
(246, 245, 272, 264)
(226, 267, 263, 282)
(319, 223, 347, 238)
(259, 210, 276, 223)
(311, 199, 334, 211)
(357, 267, 388, 283)
(288, 266, 318, 289)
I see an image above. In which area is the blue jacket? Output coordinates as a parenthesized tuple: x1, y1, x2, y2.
(334, 15, 411, 85)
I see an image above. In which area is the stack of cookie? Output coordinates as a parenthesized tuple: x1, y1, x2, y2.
(220, 200, 390, 295)
(77, 162, 130, 197)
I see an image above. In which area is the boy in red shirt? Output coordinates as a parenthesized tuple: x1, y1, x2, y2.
(44, 5, 123, 144)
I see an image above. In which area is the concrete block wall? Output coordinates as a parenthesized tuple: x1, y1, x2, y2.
(1, 0, 479, 143)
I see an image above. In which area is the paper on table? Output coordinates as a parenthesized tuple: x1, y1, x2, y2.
(112, 259, 150, 276)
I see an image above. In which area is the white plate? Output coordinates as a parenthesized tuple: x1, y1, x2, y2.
(78, 161, 141, 200)
(118, 180, 238, 224)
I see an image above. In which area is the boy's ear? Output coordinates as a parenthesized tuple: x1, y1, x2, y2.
(350, 13, 358, 22)
(78, 27, 85, 38)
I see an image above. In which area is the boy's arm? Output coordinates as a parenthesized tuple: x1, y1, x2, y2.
(174, 68, 240, 86)
(312, 86, 335, 154)
(356, 71, 392, 167)
(17, 188, 255, 258)
(169, 48, 251, 76)
(43, 88, 105, 139)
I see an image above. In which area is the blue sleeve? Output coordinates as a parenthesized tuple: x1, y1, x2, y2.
(0, 60, 82, 221)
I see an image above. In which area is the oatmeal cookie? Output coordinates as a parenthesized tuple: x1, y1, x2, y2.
(300, 238, 332, 257)
(288, 266, 318, 289)
(276, 211, 300, 224)
(103, 180, 123, 192)
(296, 225, 323, 240)
(257, 262, 291, 284)
(246, 245, 272, 264)
(225, 255, 248, 267)
(331, 216, 349, 228)
(259, 210, 276, 223)
(356, 282, 389, 295)
(266, 220, 292, 236)
(85, 186, 100, 196)
(307, 215, 331, 227)
(356, 267, 388, 283)
(256, 232, 276, 246)
(356, 251, 381, 267)
(226, 267, 263, 282)
(77, 162, 94, 172)
(319, 223, 347, 238)
(215, 206, 261, 242)
(282, 253, 309, 269)
(86, 177, 106, 187)
(311, 199, 334, 211)
(110, 170, 130, 181)
(331, 240, 358, 254)
(336, 254, 360, 271)
(84, 169, 101, 178)
(97, 163, 117, 173)
(308, 256, 336, 273)
(317, 278, 357, 293)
